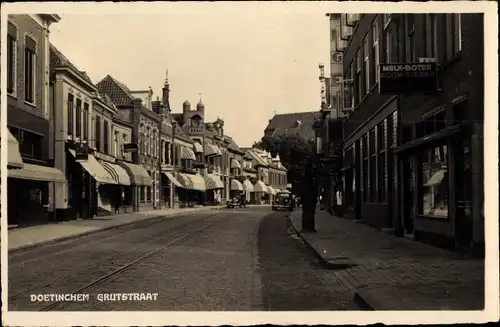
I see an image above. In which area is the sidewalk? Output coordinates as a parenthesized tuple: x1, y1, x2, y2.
(289, 209, 485, 310)
(8, 206, 223, 252)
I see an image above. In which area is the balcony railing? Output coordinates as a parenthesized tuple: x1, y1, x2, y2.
(189, 127, 205, 135)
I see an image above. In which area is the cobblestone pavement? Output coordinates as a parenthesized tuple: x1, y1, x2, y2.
(9, 207, 362, 311)
(290, 210, 485, 310)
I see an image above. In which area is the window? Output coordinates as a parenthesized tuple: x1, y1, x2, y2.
(24, 36, 36, 103)
(83, 103, 89, 141)
(383, 14, 391, 28)
(95, 116, 101, 151)
(103, 120, 109, 154)
(363, 35, 371, 91)
(385, 28, 392, 63)
(425, 14, 438, 59)
(114, 132, 119, 157)
(343, 64, 354, 109)
(372, 19, 380, 84)
(356, 50, 363, 102)
(122, 134, 127, 159)
(445, 14, 462, 60)
(75, 99, 82, 138)
(369, 129, 376, 202)
(140, 186, 145, 203)
(7, 23, 17, 95)
(407, 15, 416, 62)
(419, 144, 449, 218)
(377, 120, 387, 202)
(9, 127, 43, 159)
(67, 94, 74, 136)
(416, 110, 447, 138)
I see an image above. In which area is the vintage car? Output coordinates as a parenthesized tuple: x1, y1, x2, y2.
(226, 197, 246, 208)
(272, 191, 294, 211)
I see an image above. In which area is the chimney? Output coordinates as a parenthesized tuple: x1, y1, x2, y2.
(132, 98, 143, 110)
(152, 100, 161, 115)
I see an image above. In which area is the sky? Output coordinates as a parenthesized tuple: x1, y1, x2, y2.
(48, 3, 331, 147)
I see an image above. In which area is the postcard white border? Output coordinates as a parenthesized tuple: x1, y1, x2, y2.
(1, 1, 498, 326)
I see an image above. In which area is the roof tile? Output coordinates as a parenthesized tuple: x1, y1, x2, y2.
(49, 43, 94, 85)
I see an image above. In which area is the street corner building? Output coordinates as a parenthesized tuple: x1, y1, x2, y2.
(323, 13, 484, 256)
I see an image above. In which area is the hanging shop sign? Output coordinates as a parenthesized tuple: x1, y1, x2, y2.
(378, 63, 439, 95)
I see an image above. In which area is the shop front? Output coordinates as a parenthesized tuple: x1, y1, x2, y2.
(395, 117, 477, 252)
(203, 173, 224, 205)
(266, 185, 276, 204)
(99, 158, 134, 214)
(118, 161, 154, 212)
(162, 171, 183, 209)
(252, 180, 267, 204)
(176, 173, 206, 207)
(229, 179, 244, 200)
(242, 179, 254, 204)
(67, 147, 118, 219)
(8, 163, 66, 227)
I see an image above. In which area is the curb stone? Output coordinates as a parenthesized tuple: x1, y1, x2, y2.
(8, 207, 222, 254)
(286, 212, 357, 270)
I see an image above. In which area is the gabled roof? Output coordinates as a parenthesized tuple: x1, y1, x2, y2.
(96, 75, 135, 106)
(224, 135, 244, 154)
(49, 43, 94, 85)
(264, 111, 320, 142)
(246, 149, 269, 167)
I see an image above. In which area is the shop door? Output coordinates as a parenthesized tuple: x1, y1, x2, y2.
(401, 155, 415, 235)
(455, 138, 473, 247)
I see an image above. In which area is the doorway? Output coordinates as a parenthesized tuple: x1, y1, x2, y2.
(454, 137, 473, 247)
(401, 155, 415, 236)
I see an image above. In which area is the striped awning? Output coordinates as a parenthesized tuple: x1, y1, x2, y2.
(253, 180, 267, 192)
(267, 185, 276, 195)
(68, 149, 117, 185)
(193, 142, 203, 153)
(118, 161, 153, 186)
(7, 130, 24, 169)
(100, 161, 131, 185)
(230, 179, 244, 191)
(177, 173, 206, 191)
(242, 179, 254, 192)
(230, 159, 241, 169)
(181, 146, 196, 160)
(163, 172, 183, 188)
(203, 173, 224, 190)
(204, 143, 222, 157)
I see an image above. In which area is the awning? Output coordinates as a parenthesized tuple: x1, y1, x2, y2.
(68, 149, 117, 184)
(279, 189, 291, 194)
(425, 169, 447, 186)
(230, 179, 244, 191)
(204, 143, 222, 157)
(253, 180, 267, 192)
(231, 159, 241, 169)
(242, 179, 254, 192)
(163, 172, 183, 188)
(118, 161, 153, 186)
(267, 185, 276, 195)
(181, 146, 196, 160)
(203, 173, 224, 190)
(8, 163, 66, 183)
(193, 142, 203, 153)
(177, 173, 206, 191)
(7, 130, 24, 169)
(100, 161, 131, 186)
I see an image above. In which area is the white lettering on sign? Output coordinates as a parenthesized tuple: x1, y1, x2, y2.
(380, 71, 436, 79)
(381, 64, 434, 72)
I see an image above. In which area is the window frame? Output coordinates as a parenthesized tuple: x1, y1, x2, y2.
(83, 102, 89, 141)
(7, 23, 18, 96)
(372, 18, 380, 85)
(363, 34, 371, 92)
(75, 98, 82, 138)
(24, 35, 37, 105)
(95, 116, 101, 151)
(407, 15, 416, 62)
(103, 120, 109, 154)
(356, 50, 363, 103)
(67, 93, 74, 137)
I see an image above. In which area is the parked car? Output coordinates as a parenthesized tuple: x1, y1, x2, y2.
(272, 192, 294, 211)
(226, 197, 246, 208)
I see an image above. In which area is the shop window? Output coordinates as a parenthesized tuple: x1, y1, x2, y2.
(377, 121, 387, 202)
(67, 94, 74, 137)
(419, 144, 449, 218)
(362, 134, 369, 202)
(147, 186, 152, 203)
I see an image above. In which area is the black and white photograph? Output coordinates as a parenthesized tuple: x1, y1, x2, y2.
(1, 1, 498, 326)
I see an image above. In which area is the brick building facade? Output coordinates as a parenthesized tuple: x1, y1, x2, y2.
(337, 13, 484, 255)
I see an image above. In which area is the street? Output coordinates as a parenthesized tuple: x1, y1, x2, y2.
(8, 207, 360, 311)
